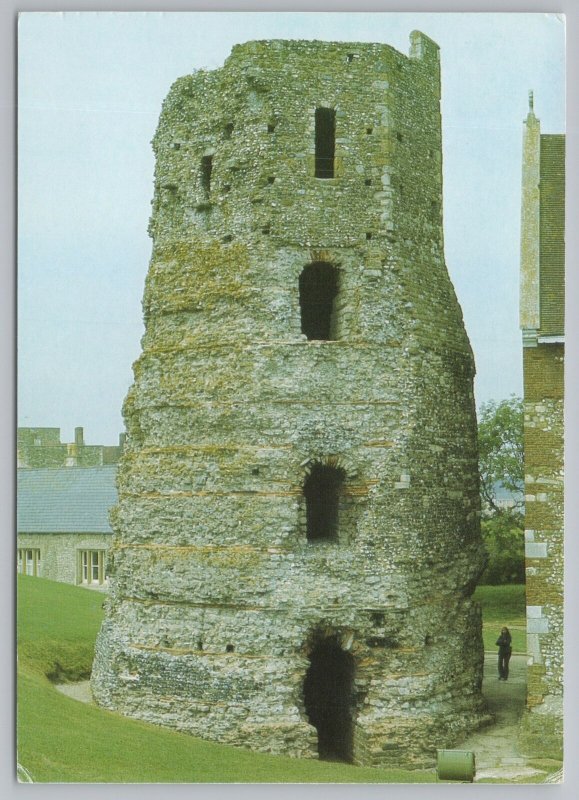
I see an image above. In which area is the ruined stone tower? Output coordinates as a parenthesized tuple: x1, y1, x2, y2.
(92, 33, 488, 768)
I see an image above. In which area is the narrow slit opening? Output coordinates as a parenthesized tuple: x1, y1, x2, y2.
(315, 108, 336, 179)
(201, 155, 213, 194)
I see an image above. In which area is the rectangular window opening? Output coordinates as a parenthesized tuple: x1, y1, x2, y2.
(304, 464, 346, 543)
(79, 550, 106, 585)
(17, 548, 40, 576)
(201, 155, 213, 194)
(299, 262, 339, 340)
(315, 108, 336, 179)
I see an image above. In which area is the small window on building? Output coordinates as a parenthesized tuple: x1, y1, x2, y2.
(299, 262, 339, 340)
(79, 550, 106, 586)
(304, 463, 346, 543)
(201, 155, 213, 194)
(17, 548, 41, 577)
(223, 123, 234, 140)
(315, 108, 336, 179)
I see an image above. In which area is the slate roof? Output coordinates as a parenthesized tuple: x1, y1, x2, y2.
(17, 466, 118, 534)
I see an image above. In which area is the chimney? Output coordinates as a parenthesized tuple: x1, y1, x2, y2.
(75, 427, 84, 447)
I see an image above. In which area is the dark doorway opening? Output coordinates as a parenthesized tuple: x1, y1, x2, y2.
(304, 463, 345, 543)
(304, 637, 355, 762)
(299, 262, 339, 340)
(315, 107, 336, 179)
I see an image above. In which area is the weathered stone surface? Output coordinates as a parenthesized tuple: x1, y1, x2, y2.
(91, 33, 488, 767)
(518, 102, 564, 761)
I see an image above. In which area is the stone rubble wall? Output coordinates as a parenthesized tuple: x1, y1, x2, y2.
(520, 344, 563, 759)
(92, 34, 488, 767)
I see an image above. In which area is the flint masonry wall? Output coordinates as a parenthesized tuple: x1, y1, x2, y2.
(17, 532, 111, 585)
(519, 106, 564, 760)
(91, 34, 488, 768)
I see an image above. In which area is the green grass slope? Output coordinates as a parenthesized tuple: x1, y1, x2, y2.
(18, 575, 105, 681)
(473, 584, 526, 654)
(17, 575, 434, 783)
(17, 576, 528, 782)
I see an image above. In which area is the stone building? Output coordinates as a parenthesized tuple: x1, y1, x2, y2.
(92, 34, 488, 767)
(17, 466, 117, 587)
(18, 426, 125, 469)
(518, 94, 564, 759)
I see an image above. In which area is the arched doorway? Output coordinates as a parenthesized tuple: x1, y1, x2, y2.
(303, 636, 355, 762)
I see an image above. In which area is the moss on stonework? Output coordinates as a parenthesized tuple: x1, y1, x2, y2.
(92, 35, 487, 768)
(143, 241, 252, 316)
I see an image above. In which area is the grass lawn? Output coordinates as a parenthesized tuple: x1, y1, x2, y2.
(17, 575, 434, 783)
(473, 584, 526, 654)
(17, 576, 527, 782)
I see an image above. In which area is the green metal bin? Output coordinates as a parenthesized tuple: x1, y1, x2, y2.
(436, 749, 476, 782)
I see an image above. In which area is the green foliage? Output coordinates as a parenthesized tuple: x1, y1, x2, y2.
(18, 576, 435, 783)
(477, 397, 525, 584)
(480, 515, 525, 585)
(478, 396, 524, 514)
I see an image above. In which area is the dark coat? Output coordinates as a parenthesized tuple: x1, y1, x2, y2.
(496, 632, 512, 654)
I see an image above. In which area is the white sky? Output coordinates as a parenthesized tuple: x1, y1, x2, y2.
(17, 11, 565, 445)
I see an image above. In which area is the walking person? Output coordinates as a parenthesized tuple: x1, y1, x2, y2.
(496, 626, 512, 681)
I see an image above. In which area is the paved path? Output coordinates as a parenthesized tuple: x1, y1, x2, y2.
(458, 653, 545, 782)
(55, 680, 92, 703)
(56, 656, 557, 782)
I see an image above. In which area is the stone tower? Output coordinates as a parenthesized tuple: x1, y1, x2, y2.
(92, 33, 488, 768)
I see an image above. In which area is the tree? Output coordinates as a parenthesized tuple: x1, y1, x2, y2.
(478, 396, 524, 516)
(478, 396, 525, 584)
(480, 514, 525, 584)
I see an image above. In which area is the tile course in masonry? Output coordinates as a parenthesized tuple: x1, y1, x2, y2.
(91, 33, 489, 768)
